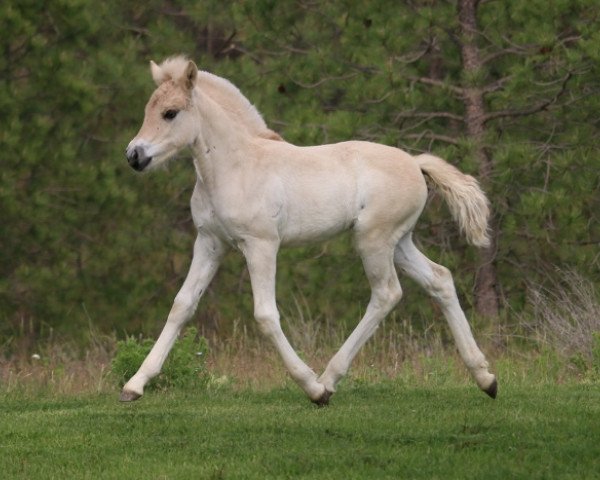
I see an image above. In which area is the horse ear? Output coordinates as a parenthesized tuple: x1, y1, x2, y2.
(150, 60, 167, 86)
(184, 61, 198, 90)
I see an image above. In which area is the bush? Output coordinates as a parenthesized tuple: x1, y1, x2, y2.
(111, 327, 209, 391)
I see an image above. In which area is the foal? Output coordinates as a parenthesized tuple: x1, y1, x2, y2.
(123, 56, 497, 404)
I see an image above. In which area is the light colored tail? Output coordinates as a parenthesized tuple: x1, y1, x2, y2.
(416, 153, 491, 248)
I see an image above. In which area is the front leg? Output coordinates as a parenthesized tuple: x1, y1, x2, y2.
(120, 233, 224, 401)
(241, 238, 326, 403)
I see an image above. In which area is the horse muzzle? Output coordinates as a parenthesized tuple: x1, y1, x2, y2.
(126, 145, 152, 172)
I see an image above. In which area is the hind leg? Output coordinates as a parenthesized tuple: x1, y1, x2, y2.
(318, 234, 403, 396)
(394, 234, 497, 398)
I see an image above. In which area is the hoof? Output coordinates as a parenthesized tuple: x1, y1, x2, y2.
(483, 378, 498, 399)
(119, 389, 142, 402)
(311, 389, 333, 407)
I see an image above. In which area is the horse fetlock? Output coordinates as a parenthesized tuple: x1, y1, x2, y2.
(317, 367, 343, 393)
(292, 368, 323, 397)
(464, 354, 489, 372)
(122, 373, 148, 397)
(120, 377, 144, 402)
(471, 367, 496, 393)
(463, 356, 495, 394)
(316, 377, 332, 393)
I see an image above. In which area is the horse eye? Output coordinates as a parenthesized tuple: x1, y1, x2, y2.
(163, 109, 179, 121)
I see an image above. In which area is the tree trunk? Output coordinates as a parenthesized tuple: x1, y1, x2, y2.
(457, 0, 500, 317)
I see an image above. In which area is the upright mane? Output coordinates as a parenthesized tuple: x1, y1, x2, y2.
(157, 56, 282, 141)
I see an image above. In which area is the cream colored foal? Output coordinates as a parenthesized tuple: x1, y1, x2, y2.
(122, 56, 497, 405)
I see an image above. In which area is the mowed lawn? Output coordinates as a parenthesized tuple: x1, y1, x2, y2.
(1, 382, 598, 479)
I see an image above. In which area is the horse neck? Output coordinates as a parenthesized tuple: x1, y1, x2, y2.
(191, 90, 253, 190)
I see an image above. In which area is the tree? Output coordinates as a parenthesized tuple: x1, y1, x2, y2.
(223, 0, 600, 317)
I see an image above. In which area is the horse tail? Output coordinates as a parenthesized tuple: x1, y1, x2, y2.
(416, 153, 491, 248)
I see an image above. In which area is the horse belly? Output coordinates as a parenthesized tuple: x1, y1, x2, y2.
(279, 182, 356, 245)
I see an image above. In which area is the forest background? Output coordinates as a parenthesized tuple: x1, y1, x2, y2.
(1, 0, 598, 365)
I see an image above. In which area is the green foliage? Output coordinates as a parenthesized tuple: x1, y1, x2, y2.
(111, 337, 154, 387)
(111, 327, 209, 390)
(0, 0, 598, 341)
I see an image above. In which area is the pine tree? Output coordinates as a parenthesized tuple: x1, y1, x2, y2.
(0, 0, 597, 340)
(221, 0, 600, 317)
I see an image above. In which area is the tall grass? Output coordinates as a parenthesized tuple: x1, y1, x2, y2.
(523, 269, 600, 375)
(0, 307, 470, 396)
(0, 330, 115, 395)
(532, 271, 600, 354)
(203, 289, 483, 390)
(2, 270, 599, 396)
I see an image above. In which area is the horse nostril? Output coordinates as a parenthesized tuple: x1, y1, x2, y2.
(127, 146, 152, 171)
(127, 148, 139, 162)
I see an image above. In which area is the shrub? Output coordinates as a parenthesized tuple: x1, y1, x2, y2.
(111, 327, 209, 391)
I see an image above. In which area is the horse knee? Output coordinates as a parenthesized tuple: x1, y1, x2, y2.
(254, 307, 281, 338)
(373, 280, 403, 310)
(390, 283, 403, 305)
(383, 285, 403, 308)
(168, 297, 196, 323)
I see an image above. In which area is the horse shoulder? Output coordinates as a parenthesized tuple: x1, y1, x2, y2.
(190, 183, 217, 229)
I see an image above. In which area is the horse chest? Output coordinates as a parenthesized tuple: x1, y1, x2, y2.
(190, 192, 272, 247)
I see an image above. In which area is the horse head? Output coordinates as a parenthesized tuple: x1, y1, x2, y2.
(126, 57, 198, 172)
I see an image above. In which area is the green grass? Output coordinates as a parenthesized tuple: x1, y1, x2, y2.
(1, 383, 599, 479)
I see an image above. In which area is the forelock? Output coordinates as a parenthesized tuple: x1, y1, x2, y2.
(148, 81, 190, 111)
(158, 55, 194, 84)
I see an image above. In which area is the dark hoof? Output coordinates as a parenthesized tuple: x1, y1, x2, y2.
(311, 389, 333, 407)
(119, 389, 142, 402)
(483, 378, 498, 399)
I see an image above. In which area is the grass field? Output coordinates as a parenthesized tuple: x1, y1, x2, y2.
(1, 382, 599, 479)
